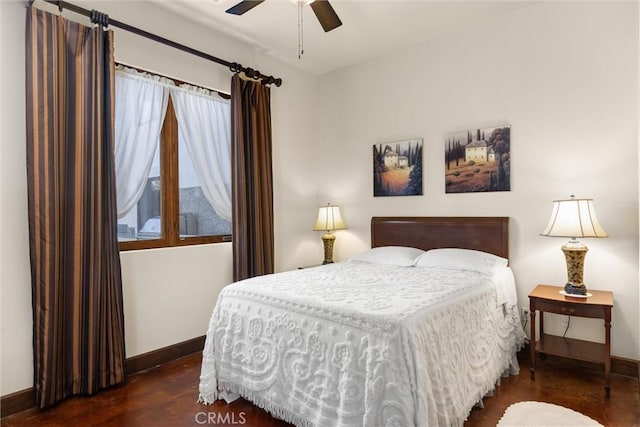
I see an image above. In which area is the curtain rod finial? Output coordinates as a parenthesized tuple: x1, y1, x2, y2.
(260, 75, 282, 87)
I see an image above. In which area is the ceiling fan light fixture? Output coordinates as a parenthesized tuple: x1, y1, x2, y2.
(226, 0, 341, 31)
(225, 0, 342, 57)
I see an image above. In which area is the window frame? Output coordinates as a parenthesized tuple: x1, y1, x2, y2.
(117, 68, 232, 251)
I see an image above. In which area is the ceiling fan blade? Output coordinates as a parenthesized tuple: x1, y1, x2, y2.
(309, 0, 342, 32)
(225, 0, 265, 15)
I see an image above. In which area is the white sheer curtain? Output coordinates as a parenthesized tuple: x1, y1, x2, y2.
(114, 67, 171, 218)
(169, 85, 232, 222)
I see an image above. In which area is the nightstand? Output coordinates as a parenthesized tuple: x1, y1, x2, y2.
(529, 284, 614, 397)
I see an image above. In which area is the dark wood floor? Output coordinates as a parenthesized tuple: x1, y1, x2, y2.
(2, 350, 638, 427)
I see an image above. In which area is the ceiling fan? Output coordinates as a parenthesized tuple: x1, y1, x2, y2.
(225, 0, 343, 32)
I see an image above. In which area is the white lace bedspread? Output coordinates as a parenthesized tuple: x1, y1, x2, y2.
(199, 261, 525, 427)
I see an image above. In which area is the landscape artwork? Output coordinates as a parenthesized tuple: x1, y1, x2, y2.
(373, 138, 423, 197)
(444, 125, 511, 193)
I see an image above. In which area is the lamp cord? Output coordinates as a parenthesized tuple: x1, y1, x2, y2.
(562, 315, 571, 338)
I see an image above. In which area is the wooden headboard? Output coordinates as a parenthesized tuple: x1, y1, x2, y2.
(371, 217, 509, 259)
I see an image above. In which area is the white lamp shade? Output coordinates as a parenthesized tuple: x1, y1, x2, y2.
(313, 205, 346, 232)
(541, 197, 608, 238)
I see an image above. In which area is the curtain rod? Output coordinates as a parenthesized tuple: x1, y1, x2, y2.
(36, 0, 283, 87)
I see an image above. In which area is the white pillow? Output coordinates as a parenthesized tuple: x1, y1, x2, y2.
(413, 248, 508, 275)
(351, 246, 425, 267)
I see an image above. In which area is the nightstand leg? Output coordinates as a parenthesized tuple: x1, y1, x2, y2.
(604, 308, 611, 398)
(538, 311, 546, 360)
(530, 305, 536, 380)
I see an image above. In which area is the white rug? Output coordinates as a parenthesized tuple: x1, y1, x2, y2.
(497, 401, 604, 427)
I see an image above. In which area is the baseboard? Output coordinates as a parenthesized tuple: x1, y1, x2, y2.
(125, 335, 205, 374)
(612, 355, 640, 378)
(0, 388, 35, 420)
(0, 335, 205, 419)
(520, 344, 639, 378)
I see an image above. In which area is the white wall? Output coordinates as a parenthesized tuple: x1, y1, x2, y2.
(315, 1, 639, 359)
(0, 0, 320, 395)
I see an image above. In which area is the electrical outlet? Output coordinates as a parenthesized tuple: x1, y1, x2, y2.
(521, 306, 530, 318)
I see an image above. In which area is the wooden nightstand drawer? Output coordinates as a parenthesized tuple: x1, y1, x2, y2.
(533, 299, 606, 319)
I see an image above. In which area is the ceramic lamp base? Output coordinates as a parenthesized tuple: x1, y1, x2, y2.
(321, 233, 336, 264)
(564, 283, 588, 296)
(561, 240, 589, 295)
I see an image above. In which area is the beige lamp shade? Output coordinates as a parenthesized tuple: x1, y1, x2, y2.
(541, 196, 608, 238)
(313, 205, 346, 232)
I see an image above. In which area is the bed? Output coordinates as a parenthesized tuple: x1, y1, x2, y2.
(199, 216, 525, 427)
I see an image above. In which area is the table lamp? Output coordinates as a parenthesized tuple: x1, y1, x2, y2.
(313, 203, 346, 264)
(541, 195, 608, 295)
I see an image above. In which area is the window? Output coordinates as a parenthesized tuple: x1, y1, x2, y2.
(114, 66, 232, 251)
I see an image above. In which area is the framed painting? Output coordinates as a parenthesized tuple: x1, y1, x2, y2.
(373, 138, 423, 197)
(444, 125, 511, 193)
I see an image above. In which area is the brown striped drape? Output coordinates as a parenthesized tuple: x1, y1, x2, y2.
(25, 7, 125, 408)
(231, 74, 274, 281)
